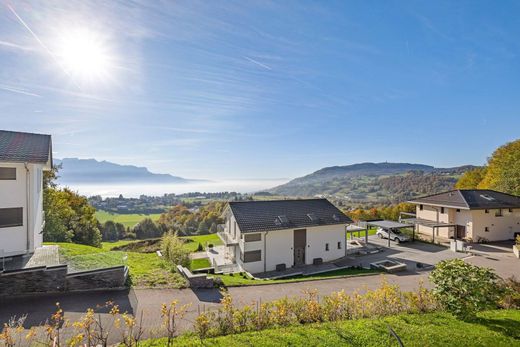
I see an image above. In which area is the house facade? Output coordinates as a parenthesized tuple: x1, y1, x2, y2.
(0, 130, 52, 257)
(218, 199, 352, 274)
(408, 190, 520, 242)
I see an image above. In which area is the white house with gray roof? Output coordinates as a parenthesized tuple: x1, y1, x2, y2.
(407, 189, 520, 242)
(0, 130, 52, 257)
(218, 199, 352, 274)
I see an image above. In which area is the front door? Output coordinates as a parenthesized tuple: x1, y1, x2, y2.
(293, 229, 306, 266)
(456, 225, 466, 239)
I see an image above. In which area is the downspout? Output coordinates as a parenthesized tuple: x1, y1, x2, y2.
(24, 163, 30, 253)
(263, 231, 268, 272)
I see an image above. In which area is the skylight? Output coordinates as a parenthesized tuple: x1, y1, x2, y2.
(332, 214, 340, 222)
(307, 213, 318, 222)
(276, 215, 289, 225)
(480, 194, 495, 201)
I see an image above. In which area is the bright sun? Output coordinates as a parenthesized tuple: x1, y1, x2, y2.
(55, 28, 114, 84)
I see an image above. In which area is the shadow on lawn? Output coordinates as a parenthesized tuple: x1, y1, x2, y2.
(476, 317, 520, 339)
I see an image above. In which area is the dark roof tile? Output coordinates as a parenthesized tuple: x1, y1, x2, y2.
(228, 198, 352, 233)
(409, 189, 520, 209)
(0, 130, 51, 164)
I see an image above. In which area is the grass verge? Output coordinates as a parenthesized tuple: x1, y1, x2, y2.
(189, 258, 211, 271)
(142, 309, 520, 346)
(216, 267, 380, 287)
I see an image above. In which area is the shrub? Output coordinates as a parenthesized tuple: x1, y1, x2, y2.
(196, 243, 204, 252)
(161, 232, 190, 268)
(430, 259, 505, 320)
(501, 276, 520, 309)
(193, 277, 437, 340)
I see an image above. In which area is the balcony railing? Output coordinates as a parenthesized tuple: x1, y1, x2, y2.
(217, 228, 239, 246)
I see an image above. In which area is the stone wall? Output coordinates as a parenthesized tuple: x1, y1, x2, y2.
(0, 265, 67, 296)
(0, 265, 128, 296)
(66, 266, 127, 291)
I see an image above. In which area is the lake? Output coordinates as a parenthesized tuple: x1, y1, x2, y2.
(60, 178, 289, 198)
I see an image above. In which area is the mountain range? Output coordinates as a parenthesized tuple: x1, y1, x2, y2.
(268, 162, 477, 205)
(55, 158, 191, 184)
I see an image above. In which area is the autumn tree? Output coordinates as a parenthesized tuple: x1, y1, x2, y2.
(455, 167, 487, 189)
(478, 139, 520, 195)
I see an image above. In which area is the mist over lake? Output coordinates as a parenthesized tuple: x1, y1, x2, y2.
(60, 179, 290, 198)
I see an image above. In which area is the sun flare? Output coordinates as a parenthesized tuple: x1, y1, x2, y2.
(54, 28, 114, 84)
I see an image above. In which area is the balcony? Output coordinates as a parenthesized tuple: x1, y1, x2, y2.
(217, 225, 239, 246)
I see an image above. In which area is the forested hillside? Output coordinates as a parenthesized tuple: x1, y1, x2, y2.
(269, 162, 476, 205)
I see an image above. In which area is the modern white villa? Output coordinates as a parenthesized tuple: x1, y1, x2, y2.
(407, 189, 520, 242)
(218, 199, 353, 274)
(0, 130, 52, 257)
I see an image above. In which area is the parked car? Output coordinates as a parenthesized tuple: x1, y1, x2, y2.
(376, 228, 410, 243)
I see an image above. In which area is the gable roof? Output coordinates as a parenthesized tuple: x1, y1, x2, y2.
(227, 198, 353, 233)
(408, 189, 520, 210)
(0, 130, 52, 166)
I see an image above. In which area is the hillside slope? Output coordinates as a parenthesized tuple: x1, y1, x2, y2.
(268, 162, 476, 204)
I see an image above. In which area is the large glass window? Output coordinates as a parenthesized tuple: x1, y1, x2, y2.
(241, 250, 261, 263)
(244, 233, 261, 242)
(0, 208, 23, 228)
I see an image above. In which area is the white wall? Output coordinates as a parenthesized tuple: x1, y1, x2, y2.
(305, 225, 345, 264)
(0, 162, 44, 256)
(237, 224, 346, 274)
(471, 209, 520, 241)
(415, 204, 519, 242)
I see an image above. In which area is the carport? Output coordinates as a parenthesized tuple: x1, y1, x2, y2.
(365, 220, 414, 248)
(399, 214, 459, 243)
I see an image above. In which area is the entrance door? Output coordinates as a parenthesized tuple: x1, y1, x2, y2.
(293, 229, 306, 266)
(456, 225, 466, 239)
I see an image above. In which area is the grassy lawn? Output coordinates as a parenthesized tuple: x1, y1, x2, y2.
(189, 258, 211, 271)
(95, 211, 162, 228)
(216, 267, 380, 287)
(181, 234, 222, 252)
(143, 309, 520, 346)
(46, 242, 186, 288)
(100, 239, 137, 251)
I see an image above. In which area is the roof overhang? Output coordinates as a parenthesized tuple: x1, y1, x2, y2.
(407, 201, 470, 210)
(401, 217, 458, 228)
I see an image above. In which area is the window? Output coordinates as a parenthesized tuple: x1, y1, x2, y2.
(325, 243, 329, 251)
(456, 209, 460, 212)
(495, 209, 503, 217)
(337, 241, 341, 249)
(233, 222, 237, 239)
(0, 207, 23, 228)
(241, 250, 261, 263)
(509, 208, 513, 213)
(0, 167, 16, 180)
(419, 205, 423, 211)
(440, 207, 445, 214)
(244, 233, 261, 242)
(485, 227, 489, 232)
(485, 209, 489, 214)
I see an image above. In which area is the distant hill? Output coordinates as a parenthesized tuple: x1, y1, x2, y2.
(55, 158, 193, 184)
(268, 162, 478, 205)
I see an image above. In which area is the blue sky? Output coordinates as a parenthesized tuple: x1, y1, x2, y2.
(1, 0, 519, 180)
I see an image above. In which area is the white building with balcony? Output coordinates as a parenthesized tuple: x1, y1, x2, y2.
(0, 130, 52, 258)
(218, 199, 352, 274)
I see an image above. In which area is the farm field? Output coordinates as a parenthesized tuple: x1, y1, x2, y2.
(95, 211, 162, 228)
